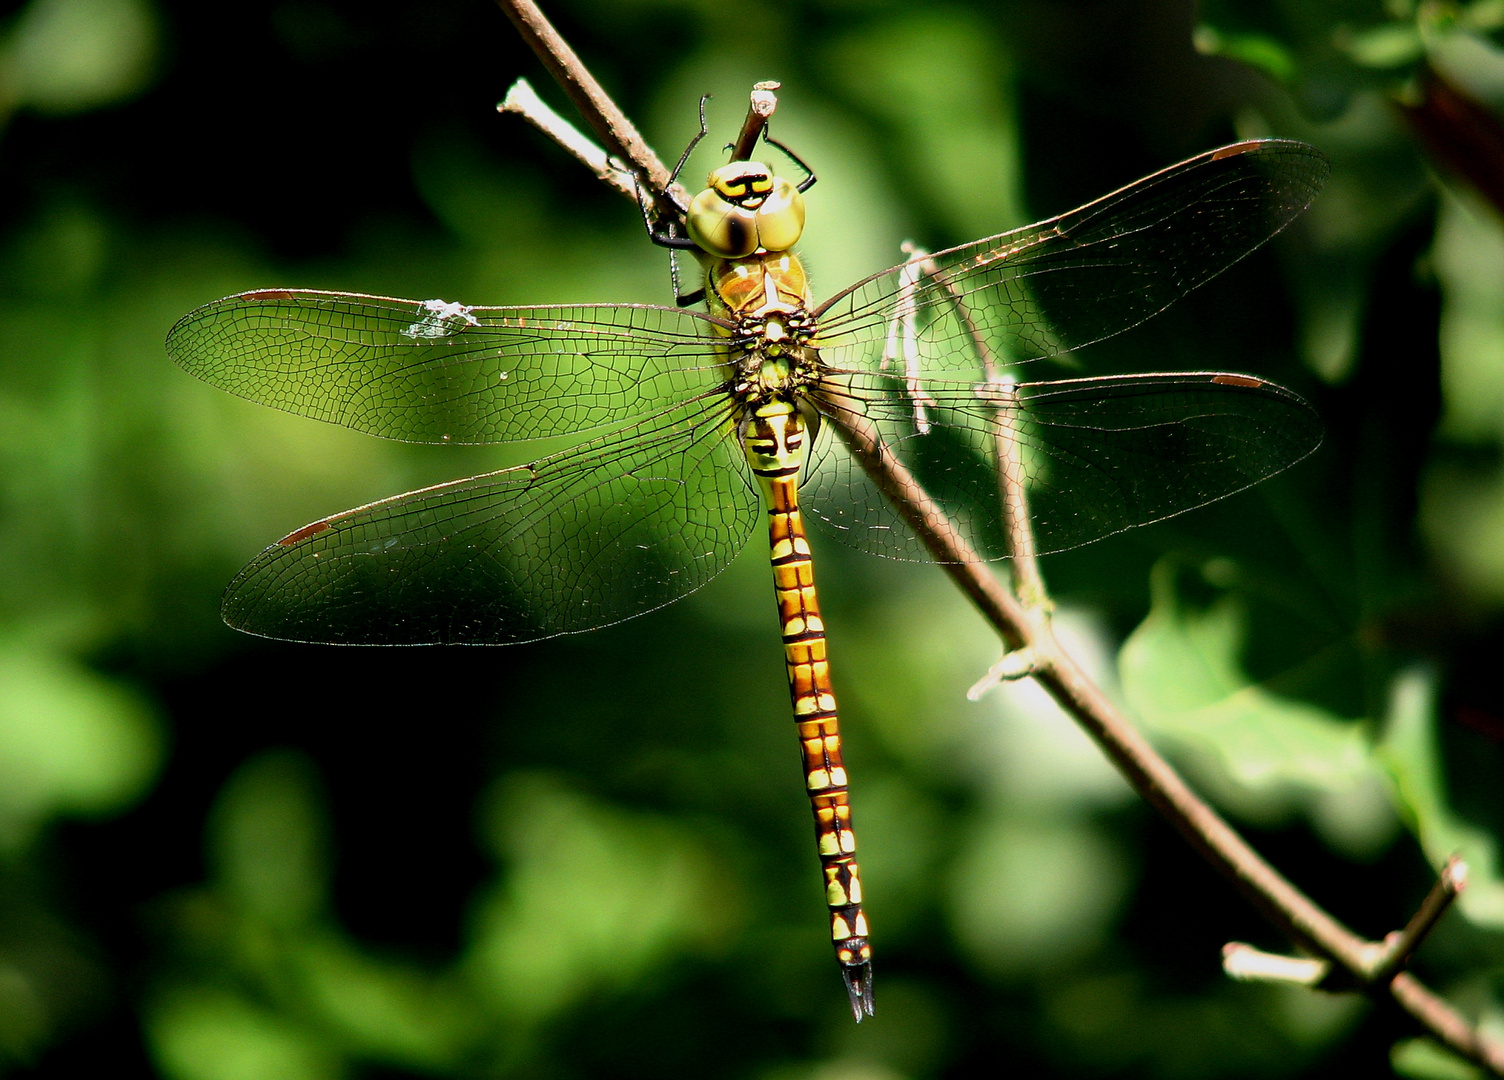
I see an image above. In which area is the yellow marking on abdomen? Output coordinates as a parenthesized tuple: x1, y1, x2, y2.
(742, 405, 873, 1000)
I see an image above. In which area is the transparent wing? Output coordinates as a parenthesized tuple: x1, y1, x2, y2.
(813, 140, 1329, 379)
(803, 371, 1322, 561)
(222, 397, 758, 644)
(166, 289, 732, 445)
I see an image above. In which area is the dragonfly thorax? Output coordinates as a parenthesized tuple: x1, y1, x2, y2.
(706, 251, 811, 320)
(707, 247, 821, 403)
(727, 306, 820, 402)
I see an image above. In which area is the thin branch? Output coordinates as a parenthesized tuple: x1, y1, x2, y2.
(1399, 66, 1504, 221)
(732, 81, 781, 163)
(895, 245, 1046, 608)
(1222, 853, 1467, 993)
(497, 7, 1504, 1072)
(1223, 942, 1330, 986)
(990, 381, 1044, 606)
(1393, 973, 1504, 1075)
(880, 245, 940, 435)
(495, 0, 679, 220)
(1368, 856, 1468, 985)
(499, 79, 636, 199)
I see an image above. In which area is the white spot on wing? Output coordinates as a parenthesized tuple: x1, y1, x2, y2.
(403, 298, 479, 340)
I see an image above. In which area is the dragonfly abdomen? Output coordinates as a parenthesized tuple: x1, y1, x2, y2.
(742, 399, 875, 1020)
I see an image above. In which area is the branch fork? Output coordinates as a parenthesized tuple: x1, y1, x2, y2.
(1224, 855, 1467, 993)
(967, 645, 1040, 700)
(493, 0, 1501, 1070)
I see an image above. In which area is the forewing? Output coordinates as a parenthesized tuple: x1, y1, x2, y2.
(814, 140, 1329, 379)
(167, 289, 730, 444)
(803, 371, 1322, 561)
(222, 398, 758, 644)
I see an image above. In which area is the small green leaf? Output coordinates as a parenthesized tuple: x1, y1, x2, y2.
(1120, 562, 1392, 854)
(1377, 669, 1504, 927)
(1391, 1036, 1483, 1080)
(1193, 24, 1299, 82)
(1341, 22, 1426, 69)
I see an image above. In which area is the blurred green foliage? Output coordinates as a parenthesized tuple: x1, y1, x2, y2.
(2, 0, 1504, 1077)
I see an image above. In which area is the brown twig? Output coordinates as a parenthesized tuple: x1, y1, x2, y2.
(499, 79, 637, 199)
(1368, 855, 1468, 985)
(1394, 973, 1504, 1074)
(492, 0, 1503, 1070)
(990, 383, 1044, 606)
(1222, 942, 1329, 985)
(1399, 66, 1504, 221)
(731, 81, 782, 163)
(1220, 856, 1468, 991)
(496, 0, 681, 221)
(899, 244, 1047, 610)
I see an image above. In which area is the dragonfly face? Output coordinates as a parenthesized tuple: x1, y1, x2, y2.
(166, 128, 1330, 1023)
(687, 160, 807, 257)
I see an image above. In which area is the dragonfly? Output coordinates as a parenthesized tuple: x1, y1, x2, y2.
(166, 128, 1327, 1021)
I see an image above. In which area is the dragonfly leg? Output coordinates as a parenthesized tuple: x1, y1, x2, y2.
(638, 95, 708, 254)
(762, 129, 818, 193)
(636, 176, 698, 251)
(669, 94, 711, 187)
(670, 252, 706, 307)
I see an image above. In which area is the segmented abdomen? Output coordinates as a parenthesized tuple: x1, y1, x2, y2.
(758, 454, 873, 1013)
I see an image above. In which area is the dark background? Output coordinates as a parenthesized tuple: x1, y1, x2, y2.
(1, 0, 1501, 1076)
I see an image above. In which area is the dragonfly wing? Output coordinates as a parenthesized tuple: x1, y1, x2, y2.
(814, 140, 1328, 378)
(803, 371, 1322, 561)
(167, 289, 730, 444)
(222, 398, 758, 644)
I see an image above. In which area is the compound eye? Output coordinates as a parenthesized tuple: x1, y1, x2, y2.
(752, 178, 806, 252)
(687, 186, 759, 257)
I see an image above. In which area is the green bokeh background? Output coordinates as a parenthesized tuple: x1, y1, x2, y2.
(3, 0, 1504, 1076)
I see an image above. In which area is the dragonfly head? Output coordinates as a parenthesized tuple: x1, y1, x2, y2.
(687, 161, 805, 258)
